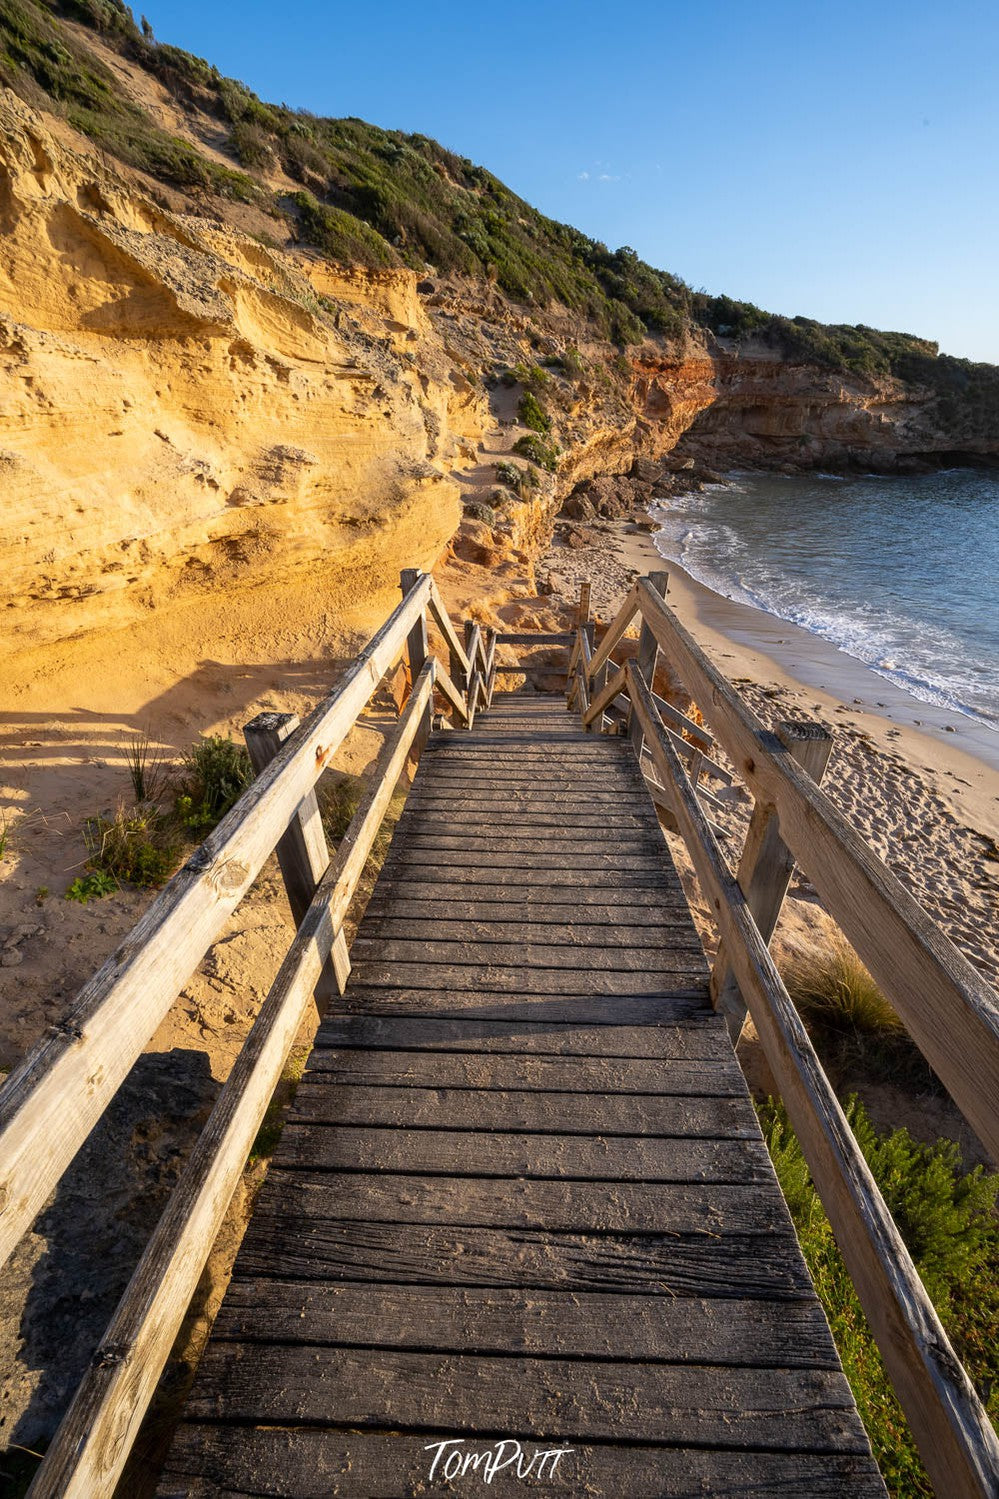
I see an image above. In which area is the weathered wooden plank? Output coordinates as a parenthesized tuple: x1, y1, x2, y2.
(0, 570, 433, 1272)
(629, 658, 999, 1496)
(395, 805, 656, 828)
(338, 988, 710, 1023)
(358, 916, 699, 947)
(182, 1345, 865, 1452)
(380, 849, 670, 872)
(349, 937, 702, 972)
(361, 884, 688, 911)
(300, 1049, 743, 1096)
(348, 962, 706, 996)
(373, 864, 679, 890)
(291, 1084, 754, 1136)
(232, 1218, 815, 1297)
(240, 1169, 789, 1234)
(159, 1427, 888, 1499)
(392, 833, 666, 857)
(209, 1281, 838, 1365)
(494, 631, 575, 645)
(272, 1125, 769, 1182)
(314, 1014, 730, 1059)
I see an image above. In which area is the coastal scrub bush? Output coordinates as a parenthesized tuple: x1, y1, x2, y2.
(517, 391, 551, 433)
(175, 735, 253, 833)
(512, 434, 559, 471)
(495, 460, 538, 499)
(760, 1097, 999, 1497)
(230, 120, 274, 171)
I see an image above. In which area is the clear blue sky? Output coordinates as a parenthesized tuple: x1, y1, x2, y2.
(145, 0, 998, 363)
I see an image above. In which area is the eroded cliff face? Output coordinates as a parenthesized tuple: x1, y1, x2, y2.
(671, 342, 981, 471)
(0, 90, 487, 678)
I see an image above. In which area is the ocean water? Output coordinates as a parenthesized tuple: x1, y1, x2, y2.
(651, 469, 999, 731)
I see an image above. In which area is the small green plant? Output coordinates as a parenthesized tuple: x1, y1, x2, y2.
(34, 886, 49, 906)
(66, 870, 118, 904)
(760, 1097, 999, 1497)
(175, 736, 253, 832)
(84, 803, 180, 888)
(517, 390, 551, 433)
(0, 810, 10, 862)
(512, 433, 559, 471)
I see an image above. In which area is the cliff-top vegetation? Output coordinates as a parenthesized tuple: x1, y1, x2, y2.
(4, 0, 999, 413)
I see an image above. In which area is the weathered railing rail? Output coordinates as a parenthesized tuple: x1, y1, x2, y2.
(0, 569, 484, 1498)
(564, 572, 999, 1499)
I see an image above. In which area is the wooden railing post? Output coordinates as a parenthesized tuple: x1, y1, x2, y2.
(401, 568, 434, 750)
(243, 713, 348, 1003)
(711, 719, 833, 1041)
(628, 571, 667, 753)
(399, 568, 429, 679)
(575, 580, 591, 628)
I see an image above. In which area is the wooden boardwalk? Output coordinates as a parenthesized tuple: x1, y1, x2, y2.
(159, 695, 885, 1497)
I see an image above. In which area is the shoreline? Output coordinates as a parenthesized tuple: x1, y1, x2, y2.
(610, 521, 999, 840)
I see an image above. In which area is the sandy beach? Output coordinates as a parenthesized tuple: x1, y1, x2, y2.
(540, 515, 999, 989)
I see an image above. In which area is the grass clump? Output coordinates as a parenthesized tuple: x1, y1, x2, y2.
(512, 433, 559, 471)
(83, 801, 180, 887)
(174, 735, 253, 833)
(761, 1096, 999, 1497)
(783, 936, 933, 1088)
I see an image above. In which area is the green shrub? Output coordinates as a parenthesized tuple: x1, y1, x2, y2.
(761, 1097, 999, 1496)
(517, 390, 550, 433)
(512, 433, 559, 471)
(83, 803, 180, 887)
(175, 736, 253, 832)
(463, 498, 495, 524)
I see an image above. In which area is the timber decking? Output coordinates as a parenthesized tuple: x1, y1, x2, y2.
(158, 696, 886, 1498)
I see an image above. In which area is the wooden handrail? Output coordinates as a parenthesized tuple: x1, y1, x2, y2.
(428, 580, 472, 683)
(627, 660, 999, 1499)
(27, 663, 437, 1499)
(0, 571, 433, 1271)
(633, 577, 999, 1168)
(585, 581, 641, 682)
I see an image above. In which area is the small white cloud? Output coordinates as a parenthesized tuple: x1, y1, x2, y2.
(577, 171, 590, 181)
(598, 173, 620, 182)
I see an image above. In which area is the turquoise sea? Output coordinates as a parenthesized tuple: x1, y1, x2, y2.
(652, 469, 999, 731)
